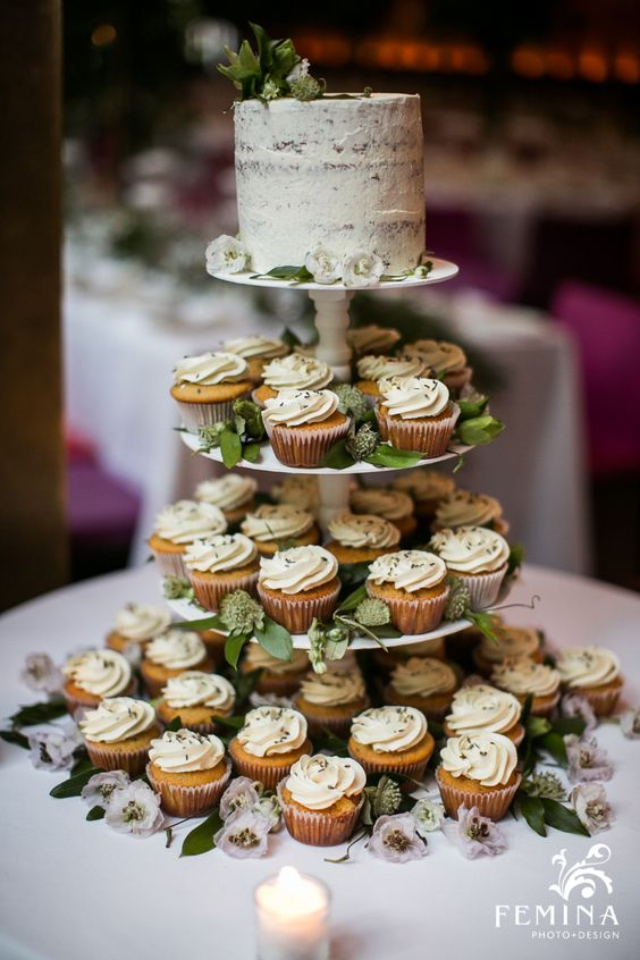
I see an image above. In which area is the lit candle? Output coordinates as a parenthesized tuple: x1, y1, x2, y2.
(254, 865, 331, 960)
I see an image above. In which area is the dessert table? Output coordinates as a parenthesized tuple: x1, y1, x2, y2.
(1, 563, 638, 960)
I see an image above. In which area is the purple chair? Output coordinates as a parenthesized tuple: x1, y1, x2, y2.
(67, 461, 141, 552)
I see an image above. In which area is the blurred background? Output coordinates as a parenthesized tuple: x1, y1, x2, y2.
(55, 2, 640, 594)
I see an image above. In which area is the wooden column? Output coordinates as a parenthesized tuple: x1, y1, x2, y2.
(0, 1, 68, 610)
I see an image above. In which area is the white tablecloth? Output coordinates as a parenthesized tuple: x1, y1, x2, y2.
(0, 564, 639, 960)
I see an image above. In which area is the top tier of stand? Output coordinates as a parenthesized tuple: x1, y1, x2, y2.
(210, 258, 459, 292)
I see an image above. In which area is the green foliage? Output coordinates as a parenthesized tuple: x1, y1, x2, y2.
(8, 699, 67, 728)
(456, 415, 505, 447)
(162, 576, 194, 601)
(180, 810, 224, 857)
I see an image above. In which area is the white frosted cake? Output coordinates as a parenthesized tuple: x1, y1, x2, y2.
(234, 93, 425, 274)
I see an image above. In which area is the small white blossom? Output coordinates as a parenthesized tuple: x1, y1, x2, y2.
(444, 805, 507, 859)
(368, 813, 427, 863)
(81, 770, 130, 808)
(20, 653, 62, 695)
(304, 247, 342, 285)
(205, 235, 248, 276)
(411, 798, 445, 838)
(105, 781, 164, 838)
(214, 810, 272, 858)
(620, 707, 640, 739)
(571, 783, 614, 835)
(287, 58, 310, 82)
(28, 729, 81, 772)
(342, 252, 384, 288)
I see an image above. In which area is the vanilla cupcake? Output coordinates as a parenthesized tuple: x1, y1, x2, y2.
(555, 647, 623, 716)
(62, 650, 135, 714)
(229, 706, 312, 790)
(195, 475, 257, 524)
(157, 671, 236, 734)
(149, 500, 227, 578)
(385, 657, 459, 720)
(472, 625, 544, 675)
(170, 351, 252, 430)
(348, 705, 435, 781)
(223, 335, 289, 381)
(140, 629, 212, 698)
(372, 637, 447, 675)
(271, 475, 320, 515)
(106, 603, 172, 653)
(253, 354, 333, 407)
(294, 669, 369, 737)
(391, 469, 455, 520)
(432, 489, 509, 536)
(184, 534, 260, 611)
(347, 325, 401, 356)
(278, 754, 366, 846)
(240, 646, 310, 696)
(443, 684, 524, 746)
(366, 550, 449, 635)
(325, 512, 401, 564)
(350, 486, 417, 540)
(79, 697, 160, 775)
(491, 657, 561, 717)
(436, 732, 521, 820)
(430, 525, 510, 609)
(262, 389, 351, 468)
(241, 503, 319, 557)
(400, 340, 472, 397)
(257, 546, 341, 634)
(375, 376, 459, 457)
(147, 729, 232, 816)
(356, 354, 429, 402)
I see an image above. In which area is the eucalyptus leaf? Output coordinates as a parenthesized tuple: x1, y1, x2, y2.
(86, 805, 106, 822)
(456, 415, 505, 447)
(50, 766, 102, 799)
(364, 445, 423, 469)
(220, 428, 243, 469)
(518, 794, 547, 837)
(254, 618, 293, 661)
(0, 729, 30, 749)
(9, 698, 67, 728)
(225, 633, 248, 670)
(180, 810, 224, 858)
(541, 798, 589, 836)
(320, 439, 356, 470)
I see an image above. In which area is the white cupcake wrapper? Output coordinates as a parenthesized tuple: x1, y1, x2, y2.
(454, 566, 507, 610)
(150, 548, 187, 579)
(366, 582, 449, 635)
(173, 396, 250, 432)
(375, 403, 459, 457)
(187, 569, 259, 612)
(257, 580, 341, 634)
(266, 418, 352, 468)
(146, 759, 232, 817)
(436, 767, 522, 821)
(277, 783, 364, 846)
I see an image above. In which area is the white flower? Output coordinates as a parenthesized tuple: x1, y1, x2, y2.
(342, 252, 384, 288)
(81, 770, 130, 808)
(413, 264, 430, 279)
(105, 781, 164, 838)
(28, 729, 82, 772)
(287, 58, 310, 83)
(205, 235, 248, 276)
(571, 783, 614, 835)
(411, 798, 445, 838)
(20, 653, 62, 695)
(304, 247, 342, 285)
(620, 707, 640, 739)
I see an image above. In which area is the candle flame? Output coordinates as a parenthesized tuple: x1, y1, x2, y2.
(277, 865, 301, 896)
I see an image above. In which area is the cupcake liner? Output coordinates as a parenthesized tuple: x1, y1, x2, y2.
(353, 754, 430, 785)
(574, 685, 622, 717)
(257, 580, 341, 635)
(146, 759, 232, 817)
(456, 565, 507, 611)
(366, 582, 449, 635)
(277, 783, 364, 846)
(528, 692, 561, 718)
(436, 767, 522, 821)
(375, 403, 459, 457)
(187, 569, 259, 612)
(253, 673, 306, 697)
(443, 366, 473, 397)
(295, 700, 369, 741)
(266, 418, 352, 468)
(150, 548, 187, 579)
(229, 747, 299, 791)
(173, 396, 248, 432)
(84, 736, 157, 777)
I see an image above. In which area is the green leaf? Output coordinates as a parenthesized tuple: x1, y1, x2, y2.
(364, 445, 423, 469)
(336, 584, 368, 614)
(0, 729, 30, 749)
(507, 543, 525, 577)
(213, 714, 246, 731)
(538, 732, 568, 766)
(70, 753, 93, 777)
(526, 715, 552, 740)
(370, 625, 402, 639)
(456, 415, 505, 447)
(173, 614, 226, 632)
(465, 609, 498, 642)
(325, 636, 349, 661)
(233, 399, 265, 440)
(320, 439, 356, 470)
(281, 327, 302, 348)
(220, 427, 243, 469)
(243, 442, 261, 463)
(166, 716, 183, 732)
(427, 720, 444, 741)
(254, 618, 293, 661)
(180, 810, 224, 858)
(9, 698, 67, 728)
(50, 766, 102, 799)
(541, 798, 589, 836)
(518, 794, 547, 836)
(457, 396, 489, 421)
(258, 265, 315, 282)
(338, 561, 371, 587)
(86, 805, 106, 821)
(552, 716, 586, 737)
(225, 633, 248, 670)
(232, 667, 263, 706)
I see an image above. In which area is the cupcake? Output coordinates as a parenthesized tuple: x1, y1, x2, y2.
(365, 550, 449, 635)
(222, 335, 289, 381)
(198, 629, 228, 666)
(170, 351, 253, 430)
(106, 604, 172, 654)
(79, 697, 160, 775)
(443, 684, 525, 746)
(372, 637, 447, 675)
(228, 706, 312, 790)
(348, 706, 435, 781)
(294, 669, 369, 737)
(555, 647, 623, 716)
(195, 475, 257, 524)
(356, 354, 429, 403)
(241, 504, 319, 557)
(262, 389, 351, 468)
(147, 729, 232, 817)
(385, 657, 459, 720)
(278, 754, 366, 846)
(472, 625, 544, 675)
(148, 500, 227, 578)
(375, 377, 459, 457)
(252, 354, 333, 407)
(140, 629, 213, 699)
(325, 512, 401, 564)
(257, 546, 341, 634)
(240, 645, 310, 696)
(62, 650, 135, 715)
(391, 469, 455, 521)
(491, 657, 561, 717)
(157, 671, 236, 734)
(184, 534, 260, 611)
(400, 340, 472, 397)
(436, 732, 521, 820)
(432, 489, 509, 537)
(430, 526, 510, 610)
(271, 475, 320, 515)
(350, 487, 417, 541)
(347, 325, 401, 356)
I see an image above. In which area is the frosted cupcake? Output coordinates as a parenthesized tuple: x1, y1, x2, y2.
(240, 645, 310, 696)
(294, 669, 369, 737)
(400, 340, 472, 397)
(472, 625, 544, 675)
(348, 705, 435, 781)
(241, 504, 319, 557)
(385, 657, 459, 720)
(365, 550, 449, 634)
(491, 657, 561, 717)
(79, 697, 160, 775)
(375, 376, 459, 457)
(184, 534, 260, 611)
(436, 732, 521, 820)
(62, 650, 135, 714)
(253, 354, 333, 407)
(372, 637, 447, 675)
(271, 475, 320, 515)
(356, 354, 429, 402)
(257, 546, 341, 634)
(325, 512, 401, 564)
(347, 324, 401, 356)
(106, 604, 172, 653)
(262, 389, 351, 468)
(391, 469, 455, 520)
(432, 489, 509, 537)
(147, 729, 232, 816)
(222, 335, 289, 381)
(229, 706, 312, 790)
(443, 684, 525, 746)
(350, 486, 417, 541)
(195, 475, 257, 524)
(149, 500, 227, 578)
(430, 526, 510, 609)
(555, 647, 623, 716)
(140, 629, 212, 698)
(157, 671, 236, 734)
(278, 754, 366, 846)
(170, 351, 252, 430)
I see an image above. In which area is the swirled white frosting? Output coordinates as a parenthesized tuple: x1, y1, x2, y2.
(161, 671, 236, 711)
(350, 487, 413, 521)
(299, 670, 366, 706)
(145, 630, 206, 669)
(244, 645, 310, 675)
(271, 475, 320, 514)
(80, 697, 156, 743)
(149, 729, 225, 773)
(155, 500, 227, 544)
(262, 389, 340, 427)
(402, 340, 467, 374)
(491, 658, 561, 697)
(262, 353, 333, 391)
(173, 351, 248, 386)
(347, 325, 401, 355)
(357, 354, 427, 382)
(184, 534, 257, 573)
(390, 657, 458, 698)
(477, 627, 541, 664)
(378, 377, 451, 420)
(259, 546, 338, 595)
(440, 732, 517, 786)
(328, 512, 400, 549)
(114, 604, 171, 642)
(430, 526, 510, 574)
(195, 475, 257, 511)
(391, 469, 455, 502)
(222, 336, 288, 360)
(63, 650, 132, 697)
(555, 647, 621, 689)
(446, 684, 522, 735)
(241, 504, 314, 542)
(368, 550, 447, 593)
(237, 706, 308, 757)
(434, 490, 503, 529)
(285, 754, 366, 810)
(351, 705, 427, 753)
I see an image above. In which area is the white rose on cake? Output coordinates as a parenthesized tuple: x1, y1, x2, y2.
(342, 252, 384, 287)
(206, 235, 249, 276)
(304, 247, 342, 284)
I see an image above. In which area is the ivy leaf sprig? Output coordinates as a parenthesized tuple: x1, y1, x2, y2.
(308, 587, 399, 672)
(196, 398, 266, 469)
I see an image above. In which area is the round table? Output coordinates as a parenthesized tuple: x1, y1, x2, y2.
(1, 565, 639, 960)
